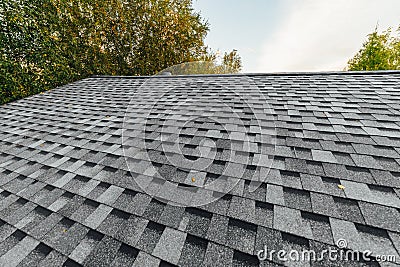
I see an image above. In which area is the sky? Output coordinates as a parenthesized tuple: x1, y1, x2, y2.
(192, 0, 400, 73)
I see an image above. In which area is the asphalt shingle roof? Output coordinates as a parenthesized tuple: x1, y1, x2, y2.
(0, 71, 400, 266)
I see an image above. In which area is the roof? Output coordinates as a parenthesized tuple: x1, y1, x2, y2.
(0, 71, 400, 266)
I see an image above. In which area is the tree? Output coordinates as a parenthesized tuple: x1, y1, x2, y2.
(223, 49, 242, 73)
(161, 48, 242, 75)
(347, 26, 400, 71)
(0, 0, 242, 105)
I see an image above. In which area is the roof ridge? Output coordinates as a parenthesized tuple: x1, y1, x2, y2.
(91, 70, 400, 79)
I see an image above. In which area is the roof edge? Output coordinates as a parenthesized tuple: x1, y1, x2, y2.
(91, 70, 400, 79)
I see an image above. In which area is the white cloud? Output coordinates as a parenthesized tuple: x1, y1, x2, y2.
(256, 0, 400, 72)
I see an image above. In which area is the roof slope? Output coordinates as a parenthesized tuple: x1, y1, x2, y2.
(0, 72, 400, 266)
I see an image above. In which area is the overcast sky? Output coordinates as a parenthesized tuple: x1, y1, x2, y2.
(192, 0, 400, 73)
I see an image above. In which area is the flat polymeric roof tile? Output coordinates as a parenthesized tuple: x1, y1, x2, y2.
(110, 243, 139, 266)
(0, 223, 17, 244)
(358, 201, 400, 232)
(4, 201, 36, 226)
(152, 227, 187, 264)
(28, 213, 63, 240)
(17, 207, 51, 234)
(178, 235, 208, 266)
(202, 242, 233, 267)
(136, 221, 165, 254)
(0, 235, 40, 267)
(115, 215, 148, 247)
(311, 150, 337, 164)
(254, 201, 274, 228)
(356, 224, 400, 264)
(132, 251, 160, 267)
(1, 72, 400, 265)
(273, 206, 313, 239)
(82, 236, 121, 267)
(301, 211, 334, 245)
(57, 195, 86, 218)
(96, 209, 130, 238)
(95, 185, 124, 206)
(184, 208, 212, 238)
(283, 187, 312, 212)
(17, 242, 53, 267)
(69, 230, 104, 264)
(205, 214, 229, 244)
(157, 205, 185, 229)
(265, 184, 284, 206)
(226, 218, 257, 255)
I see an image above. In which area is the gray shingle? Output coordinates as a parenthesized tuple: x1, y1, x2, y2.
(370, 169, 400, 188)
(97, 209, 129, 237)
(142, 199, 165, 222)
(232, 250, 260, 267)
(157, 205, 185, 229)
(265, 184, 284, 205)
(255, 226, 283, 262)
(333, 197, 365, 223)
(206, 214, 228, 244)
(0, 223, 16, 243)
(301, 212, 334, 245)
(203, 242, 233, 267)
(0, 230, 24, 257)
(226, 218, 257, 254)
(136, 221, 165, 253)
(3, 201, 36, 225)
(38, 250, 66, 266)
(178, 234, 208, 267)
(28, 213, 63, 240)
(283, 187, 312, 212)
(254, 201, 274, 228)
(41, 218, 79, 254)
(110, 244, 138, 266)
(273, 206, 313, 239)
(185, 208, 212, 238)
(77, 179, 100, 197)
(357, 225, 400, 264)
(350, 154, 381, 169)
(69, 230, 104, 264)
(329, 218, 362, 251)
(57, 195, 85, 217)
(47, 197, 68, 212)
(359, 201, 400, 232)
(152, 227, 187, 264)
(227, 196, 256, 223)
(311, 150, 337, 163)
(132, 251, 160, 267)
(95, 185, 124, 205)
(83, 236, 121, 267)
(0, 235, 40, 267)
(83, 204, 113, 229)
(115, 215, 148, 246)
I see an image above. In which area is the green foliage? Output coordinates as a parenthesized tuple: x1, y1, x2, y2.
(347, 26, 400, 71)
(223, 49, 242, 73)
(0, 0, 242, 105)
(160, 49, 242, 75)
